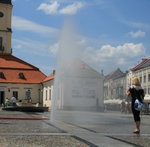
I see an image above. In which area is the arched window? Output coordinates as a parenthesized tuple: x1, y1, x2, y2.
(19, 73, 25, 79)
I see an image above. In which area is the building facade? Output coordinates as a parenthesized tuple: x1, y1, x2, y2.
(0, 1, 46, 106)
(104, 68, 126, 100)
(127, 59, 150, 94)
(42, 60, 105, 110)
(104, 59, 150, 106)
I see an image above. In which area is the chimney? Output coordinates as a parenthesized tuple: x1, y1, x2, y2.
(53, 70, 55, 75)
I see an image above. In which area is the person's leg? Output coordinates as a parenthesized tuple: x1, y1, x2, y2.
(133, 110, 140, 133)
(135, 121, 140, 131)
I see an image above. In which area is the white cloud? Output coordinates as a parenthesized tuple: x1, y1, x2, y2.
(12, 16, 59, 36)
(48, 42, 59, 55)
(60, 2, 85, 15)
(127, 30, 146, 38)
(82, 43, 146, 73)
(37, 1, 60, 14)
(14, 44, 22, 49)
(78, 39, 89, 47)
(123, 20, 150, 30)
(48, 39, 146, 72)
(37, 1, 85, 15)
(12, 38, 49, 56)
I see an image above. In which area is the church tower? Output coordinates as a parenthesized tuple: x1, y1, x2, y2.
(0, 0, 13, 54)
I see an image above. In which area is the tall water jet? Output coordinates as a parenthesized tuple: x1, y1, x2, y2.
(50, 17, 104, 123)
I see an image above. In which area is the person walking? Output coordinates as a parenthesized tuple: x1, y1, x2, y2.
(121, 100, 126, 114)
(11, 95, 17, 106)
(5, 97, 9, 107)
(28, 98, 32, 104)
(126, 76, 144, 134)
(126, 102, 130, 114)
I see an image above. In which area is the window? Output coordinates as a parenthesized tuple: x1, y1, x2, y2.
(144, 75, 146, 83)
(140, 77, 142, 83)
(19, 73, 25, 79)
(0, 12, 4, 18)
(45, 90, 47, 100)
(49, 89, 51, 100)
(148, 88, 150, 94)
(0, 72, 5, 78)
(148, 74, 150, 82)
(0, 37, 2, 45)
(0, 37, 4, 50)
(130, 78, 131, 85)
(25, 90, 31, 100)
(13, 91, 18, 100)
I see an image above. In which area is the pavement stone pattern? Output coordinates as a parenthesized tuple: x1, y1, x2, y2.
(109, 136, 150, 147)
(0, 120, 62, 133)
(0, 110, 97, 147)
(0, 135, 93, 147)
(0, 110, 150, 147)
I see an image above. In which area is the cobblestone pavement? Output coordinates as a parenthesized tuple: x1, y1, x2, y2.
(50, 110, 150, 147)
(0, 110, 149, 147)
(0, 110, 97, 147)
(109, 136, 150, 147)
(0, 135, 94, 147)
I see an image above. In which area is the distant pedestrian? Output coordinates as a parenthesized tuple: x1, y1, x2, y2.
(11, 96, 16, 106)
(126, 76, 145, 134)
(121, 100, 126, 114)
(28, 98, 32, 104)
(5, 97, 9, 107)
(126, 102, 130, 114)
(104, 105, 107, 112)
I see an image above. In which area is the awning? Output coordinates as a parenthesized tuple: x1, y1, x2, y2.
(144, 94, 150, 103)
(104, 99, 123, 104)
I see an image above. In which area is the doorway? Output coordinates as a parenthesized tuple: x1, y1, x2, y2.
(0, 91, 5, 105)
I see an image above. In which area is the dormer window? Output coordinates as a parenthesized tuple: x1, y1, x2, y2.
(19, 73, 25, 79)
(0, 72, 5, 78)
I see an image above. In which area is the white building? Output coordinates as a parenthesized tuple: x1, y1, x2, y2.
(126, 59, 150, 94)
(104, 68, 125, 100)
(43, 59, 105, 111)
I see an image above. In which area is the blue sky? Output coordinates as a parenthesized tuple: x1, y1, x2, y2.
(11, 0, 150, 76)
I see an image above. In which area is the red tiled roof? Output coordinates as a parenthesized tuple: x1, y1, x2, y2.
(0, 55, 38, 69)
(105, 69, 118, 81)
(0, 55, 46, 83)
(43, 73, 54, 82)
(130, 59, 150, 71)
(42, 59, 99, 82)
(67, 59, 96, 71)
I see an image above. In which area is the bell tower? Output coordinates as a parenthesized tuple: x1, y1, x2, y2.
(0, 0, 13, 55)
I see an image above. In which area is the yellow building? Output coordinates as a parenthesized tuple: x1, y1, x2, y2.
(0, 1, 46, 106)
